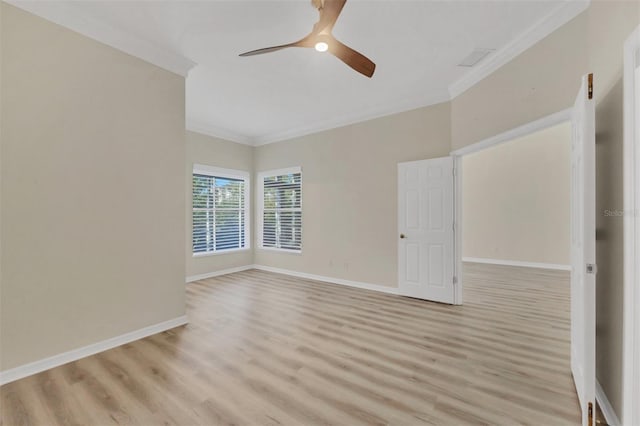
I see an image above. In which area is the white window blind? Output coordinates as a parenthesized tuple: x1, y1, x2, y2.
(260, 168, 302, 251)
(192, 166, 249, 254)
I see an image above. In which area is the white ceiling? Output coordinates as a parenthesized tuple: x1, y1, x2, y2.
(10, 0, 588, 145)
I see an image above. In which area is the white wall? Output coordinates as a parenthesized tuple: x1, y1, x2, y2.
(185, 131, 253, 279)
(462, 122, 571, 266)
(1, 3, 186, 370)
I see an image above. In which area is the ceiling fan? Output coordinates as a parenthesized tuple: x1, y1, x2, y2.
(239, 0, 376, 78)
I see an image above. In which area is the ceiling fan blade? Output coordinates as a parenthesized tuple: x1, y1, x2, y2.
(315, 0, 347, 34)
(239, 33, 314, 57)
(239, 42, 300, 57)
(328, 37, 376, 78)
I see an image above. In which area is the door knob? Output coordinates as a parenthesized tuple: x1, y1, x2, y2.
(400, 233, 406, 239)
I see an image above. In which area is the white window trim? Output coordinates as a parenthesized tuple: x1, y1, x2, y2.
(192, 247, 251, 258)
(193, 164, 250, 181)
(257, 166, 302, 254)
(192, 164, 251, 256)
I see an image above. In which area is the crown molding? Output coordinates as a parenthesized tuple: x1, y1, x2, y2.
(253, 91, 451, 146)
(9, 0, 590, 144)
(447, 0, 590, 99)
(5, 0, 196, 77)
(186, 118, 255, 146)
(199, 0, 589, 147)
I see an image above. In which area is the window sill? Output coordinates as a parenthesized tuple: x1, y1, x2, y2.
(193, 248, 251, 258)
(258, 247, 302, 255)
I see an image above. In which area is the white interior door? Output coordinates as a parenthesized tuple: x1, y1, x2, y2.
(398, 157, 455, 304)
(570, 73, 596, 426)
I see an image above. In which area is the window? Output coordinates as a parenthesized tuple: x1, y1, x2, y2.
(192, 165, 250, 255)
(258, 167, 302, 252)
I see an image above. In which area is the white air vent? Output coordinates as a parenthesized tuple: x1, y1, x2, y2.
(458, 48, 494, 67)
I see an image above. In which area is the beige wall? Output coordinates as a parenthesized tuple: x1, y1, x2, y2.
(450, 11, 588, 151)
(450, 0, 639, 417)
(185, 131, 253, 278)
(2, 0, 637, 416)
(0, 4, 186, 370)
(254, 103, 451, 287)
(588, 1, 639, 417)
(462, 122, 571, 266)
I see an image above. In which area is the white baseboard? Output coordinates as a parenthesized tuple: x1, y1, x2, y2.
(462, 257, 571, 271)
(252, 264, 399, 295)
(186, 265, 254, 283)
(596, 380, 620, 426)
(0, 315, 188, 386)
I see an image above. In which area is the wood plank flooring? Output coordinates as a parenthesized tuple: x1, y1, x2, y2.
(1, 263, 581, 425)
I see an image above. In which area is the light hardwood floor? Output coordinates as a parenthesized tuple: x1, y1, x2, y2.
(1, 263, 580, 425)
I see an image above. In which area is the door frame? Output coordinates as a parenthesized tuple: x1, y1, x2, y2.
(450, 107, 572, 306)
(623, 23, 640, 426)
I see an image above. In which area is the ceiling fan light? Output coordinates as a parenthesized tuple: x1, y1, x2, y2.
(314, 41, 329, 52)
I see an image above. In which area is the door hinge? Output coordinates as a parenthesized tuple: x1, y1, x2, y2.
(588, 401, 594, 426)
(588, 73, 593, 99)
(586, 263, 598, 274)
(453, 276, 458, 285)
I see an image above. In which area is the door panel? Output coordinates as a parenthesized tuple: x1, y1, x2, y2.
(406, 190, 420, 228)
(406, 243, 420, 282)
(428, 245, 444, 286)
(428, 188, 444, 230)
(398, 157, 455, 304)
(570, 73, 596, 426)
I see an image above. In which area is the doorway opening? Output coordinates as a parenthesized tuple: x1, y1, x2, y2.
(460, 121, 572, 273)
(454, 117, 580, 420)
(449, 74, 597, 426)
